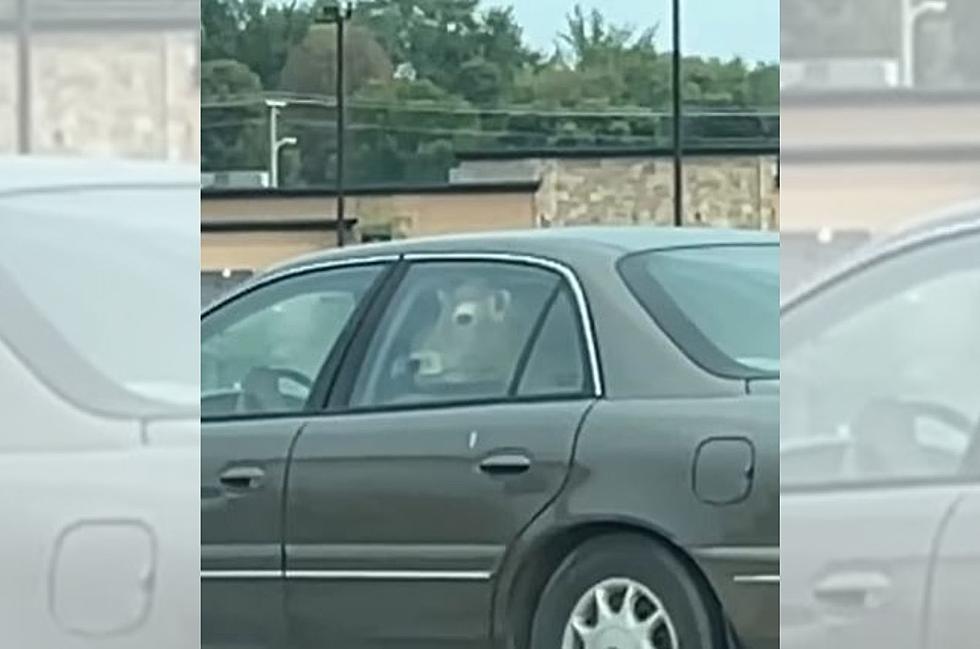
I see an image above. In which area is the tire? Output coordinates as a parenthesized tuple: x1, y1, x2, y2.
(529, 533, 723, 649)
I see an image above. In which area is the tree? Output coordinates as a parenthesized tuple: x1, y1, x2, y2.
(279, 23, 394, 96)
(201, 59, 266, 172)
(202, 0, 312, 89)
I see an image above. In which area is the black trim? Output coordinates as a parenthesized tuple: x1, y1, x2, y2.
(313, 260, 408, 412)
(507, 284, 562, 397)
(326, 261, 412, 411)
(618, 243, 779, 382)
(781, 143, 980, 165)
(202, 219, 357, 233)
(454, 144, 779, 162)
(781, 88, 980, 108)
(201, 179, 542, 200)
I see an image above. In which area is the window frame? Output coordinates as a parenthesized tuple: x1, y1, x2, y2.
(200, 256, 399, 423)
(325, 252, 604, 415)
(780, 225, 980, 494)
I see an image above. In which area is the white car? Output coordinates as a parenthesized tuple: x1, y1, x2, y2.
(781, 202, 980, 649)
(0, 157, 199, 648)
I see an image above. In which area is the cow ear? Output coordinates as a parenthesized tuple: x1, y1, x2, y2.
(490, 289, 511, 322)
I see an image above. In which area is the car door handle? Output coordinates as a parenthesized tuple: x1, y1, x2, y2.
(479, 454, 532, 475)
(813, 572, 890, 609)
(219, 466, 265, 490)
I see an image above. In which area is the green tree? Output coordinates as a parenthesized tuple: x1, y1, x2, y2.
(201, 59, 266, 171)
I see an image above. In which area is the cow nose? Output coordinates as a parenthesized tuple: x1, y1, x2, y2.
(453, 303, 477, 326)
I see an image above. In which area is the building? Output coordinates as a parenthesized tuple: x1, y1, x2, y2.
(0, 0, 199, 160)
(201, 180, 542, 272)
(452, 146, 779, 231)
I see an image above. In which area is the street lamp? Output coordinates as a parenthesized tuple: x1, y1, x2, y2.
(265, 99, 298, 188)
(316, 1, 354, 248)
(671, 0, 683, 227)
(901, 0, 948, 87)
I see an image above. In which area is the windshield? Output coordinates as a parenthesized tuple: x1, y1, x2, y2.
(620, 244, 779, 375)
(0, 186, 199, 408)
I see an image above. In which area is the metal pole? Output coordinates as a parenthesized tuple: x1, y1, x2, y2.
(16, 0, 31, 154)
(671, 0, 683, 227)
(335, 5, 348, 247)
(269, 104, 280, 188)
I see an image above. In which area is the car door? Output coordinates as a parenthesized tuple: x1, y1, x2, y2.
(283, 256, 599, 649)
(201, 260, 391, 649)
(780, 229, 980, 649)
(926, 484, 980, 649)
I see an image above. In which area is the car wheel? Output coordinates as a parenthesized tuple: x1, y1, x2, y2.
(529, 533, 723, 649)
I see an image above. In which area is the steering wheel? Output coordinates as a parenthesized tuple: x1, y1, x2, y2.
(236, 366, 314, 414)
(847, 398, 976, 480)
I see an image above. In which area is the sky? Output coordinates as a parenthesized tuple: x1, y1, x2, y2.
(490, 0, 779, 62)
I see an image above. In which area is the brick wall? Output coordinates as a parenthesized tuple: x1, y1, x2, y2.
(455, 155, 780, 231)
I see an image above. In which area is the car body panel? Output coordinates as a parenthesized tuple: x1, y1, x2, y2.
(0, 160, 199, 648)
(284, 400, 592, 648)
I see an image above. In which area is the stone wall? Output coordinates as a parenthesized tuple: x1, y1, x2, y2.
(0, 31, 199, 161)
(456, 155, 780, 230)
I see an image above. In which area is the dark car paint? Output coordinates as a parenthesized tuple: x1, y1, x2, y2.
(202, 228, 778, 649)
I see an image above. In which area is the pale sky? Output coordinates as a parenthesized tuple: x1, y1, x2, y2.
(493, 0, 779, 62)
(273, 0, 780, 63)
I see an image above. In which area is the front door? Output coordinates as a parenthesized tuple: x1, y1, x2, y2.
(201, 261, 389, 648)
(780, 230, 980, 649)
(284, 257, 599, 649)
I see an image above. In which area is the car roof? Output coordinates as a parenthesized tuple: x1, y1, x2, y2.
(270, 225, 778, 276)
(783, 199, 980, 308)
(0, 155, 197, 196)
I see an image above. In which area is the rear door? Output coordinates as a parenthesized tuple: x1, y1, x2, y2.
(283, 256, 599, 649)
(201, 261, 390, 649)
(780, 230, 980, 649)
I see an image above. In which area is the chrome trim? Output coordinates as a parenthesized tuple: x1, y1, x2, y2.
(285, 569, 492, 581)
(404, 252, 604, 397)
(733, 574, 779, 585)
(201, 570, 282, 580)
(203, 254, 401, 314)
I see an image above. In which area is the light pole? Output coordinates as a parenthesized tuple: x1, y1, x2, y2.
(671, 0, 683, 227)
(266, 99, 298, 188)
(901, 0, 948, 87)
(16, 0, 31, 154)
(317, 1, 354, 248)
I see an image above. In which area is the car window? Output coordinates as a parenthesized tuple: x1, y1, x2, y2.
(619, 244, 779, 376)
(201, 265, 383, 418)
(781, 232, 980, 488)
(517, 287, 588, 398)
(348, 261, 564, 409)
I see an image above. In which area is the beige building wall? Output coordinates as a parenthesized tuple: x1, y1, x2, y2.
(0, 31, 199, 161)
(202, 190, 538, 271)
(782, 95, 980, 233)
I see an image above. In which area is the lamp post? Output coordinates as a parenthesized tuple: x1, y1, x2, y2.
(266, 99, 298, 188)
(16, 0, 31, 154)
(671, 0, 683, 227)
(901, 0, 948, 87)
(317, 1, 354, 248)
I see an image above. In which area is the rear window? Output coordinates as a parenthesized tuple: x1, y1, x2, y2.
(619, 244, 779, 377)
